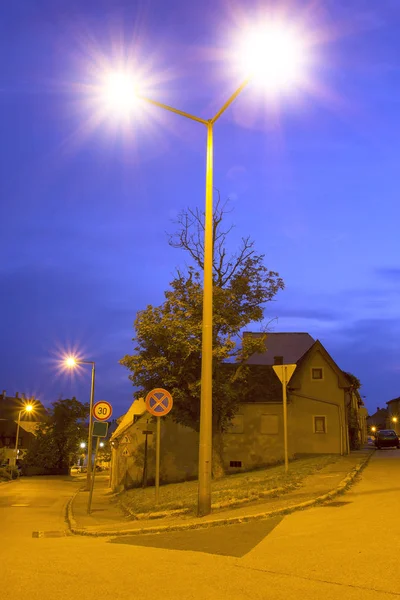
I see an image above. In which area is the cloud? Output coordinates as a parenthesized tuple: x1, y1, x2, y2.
(375, 267, 400, 281)
(275, 306, 340, 322)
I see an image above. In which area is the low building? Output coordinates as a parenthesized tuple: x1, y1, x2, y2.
(386, 397, 400, 433)
(111, 333, 364, 491)
(367, 407, 389, 433)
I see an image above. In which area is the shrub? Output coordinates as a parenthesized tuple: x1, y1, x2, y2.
(0, 466, 19, 480)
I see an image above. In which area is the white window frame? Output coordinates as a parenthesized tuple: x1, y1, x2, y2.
(313, 415, 327, 434)
(311, 367, 324, 381)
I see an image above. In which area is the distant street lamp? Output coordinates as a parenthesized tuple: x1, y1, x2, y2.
(392, 417, 398, 423)
(96, 21, 310, 517)
(65, 356, 95, 490)
(371, 426, 377, 433)
(80, 442, 86, 449)
(13, 403, 34, 466)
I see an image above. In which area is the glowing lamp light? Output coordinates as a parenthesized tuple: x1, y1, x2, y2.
(238, 23, 308, 91)
(101, 71, 139, 117)
(25, 404, 34, 413)
(392, 417, 398, 423)
(80, 442, 86, 449)
(65, 356, 78, 368)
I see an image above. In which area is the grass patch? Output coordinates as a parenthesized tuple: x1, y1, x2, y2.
(118, 454, 339, 518)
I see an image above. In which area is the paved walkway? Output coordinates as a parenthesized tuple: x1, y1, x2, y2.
(69, 447, 374, 536)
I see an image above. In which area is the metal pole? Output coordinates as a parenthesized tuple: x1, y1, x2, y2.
(87, 436, 100, 514)
(198, 122, 214, 517)
(85, 363, 95, 491)
(283, 367, 289, 473)
(155, 417, 161, 505)
(142, 431, 148, 488)
(13, 410, 22, 467)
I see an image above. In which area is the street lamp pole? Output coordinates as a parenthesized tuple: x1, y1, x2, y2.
(13, 403, 33, 467)
(197, 121, 214, 514)
(64, 357, 95, 491)
(13, 409, 23, 467)
(86, 361, 95, 490)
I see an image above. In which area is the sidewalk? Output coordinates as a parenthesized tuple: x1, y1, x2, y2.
(67, 447, 374, 537)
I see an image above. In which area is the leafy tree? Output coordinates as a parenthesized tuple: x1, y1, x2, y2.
(120, 198, 284, 476)
(344, 372, 363, 450)
(344, 372, 362, 392)
(24, 397, 89, 473)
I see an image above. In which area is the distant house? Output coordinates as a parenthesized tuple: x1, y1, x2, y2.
(0, 390, 47, 464)
(367, 407, 389, 433)
(386, 397, 400, 432)
(110, 332, 365, 491)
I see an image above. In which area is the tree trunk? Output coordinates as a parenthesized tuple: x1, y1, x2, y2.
(212, 430, 225, 479)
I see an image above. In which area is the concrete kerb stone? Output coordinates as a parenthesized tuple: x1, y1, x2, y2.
(66, 450, 375, 538)
(65, 489, 79, 531)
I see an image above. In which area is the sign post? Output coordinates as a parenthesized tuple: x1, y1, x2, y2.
(145, 388, 173, 505)
(87, 402, 111, 514)
(142, 422, 153, 489)
(272, 364, 296, 473)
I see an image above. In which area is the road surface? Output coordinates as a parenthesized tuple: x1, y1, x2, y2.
(1, 450, 399, 599)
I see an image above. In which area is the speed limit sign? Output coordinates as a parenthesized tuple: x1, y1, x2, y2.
(93, 400, 112, 421)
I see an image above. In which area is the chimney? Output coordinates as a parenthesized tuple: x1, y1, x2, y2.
(274, 356, 284, 365)
(21, 393, 26, 400)
(2, 390, 5, 399)
(377, 407, 380, 412)
(15, 392, 19, 399)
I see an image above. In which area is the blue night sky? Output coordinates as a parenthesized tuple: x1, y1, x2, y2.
(1, 0, 399, 418)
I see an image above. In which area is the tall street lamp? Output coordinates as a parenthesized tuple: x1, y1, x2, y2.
(99, 24, 308, 516)
(14, 403, 34, 466)
(65, 357, 95, 490)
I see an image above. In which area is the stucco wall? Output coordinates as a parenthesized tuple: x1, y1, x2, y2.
(290, 349, 346, 454)
(111, 416, 198, 491)
(223, 402, 289, 469)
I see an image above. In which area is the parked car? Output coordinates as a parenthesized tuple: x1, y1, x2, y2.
(375, 429, 400, 449)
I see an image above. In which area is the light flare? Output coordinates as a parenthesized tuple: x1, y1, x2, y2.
(100, 70, 140, 118)
(237, 22, 309, 92)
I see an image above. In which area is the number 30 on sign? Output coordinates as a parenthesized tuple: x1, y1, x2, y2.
(93, 400, 112, 421)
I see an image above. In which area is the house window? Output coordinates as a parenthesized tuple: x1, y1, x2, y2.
(261, 414, 279, 435)
(311, 368, 324, 380)
(229, 461, 242, 468)
(314, 416, 327, 433)
(228, 415, 244, 434)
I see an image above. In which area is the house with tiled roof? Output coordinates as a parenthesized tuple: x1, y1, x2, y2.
(109, 333, 363, 491)
(385, 397, 400, 432)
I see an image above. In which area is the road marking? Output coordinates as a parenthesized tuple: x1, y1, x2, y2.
(32, 530, 67, 538)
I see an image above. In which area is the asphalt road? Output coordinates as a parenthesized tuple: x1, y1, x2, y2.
(1, 450, 400, 600)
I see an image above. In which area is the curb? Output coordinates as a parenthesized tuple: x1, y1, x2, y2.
(66, 450, 374, 538)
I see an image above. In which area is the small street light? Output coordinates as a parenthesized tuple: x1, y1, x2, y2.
(65, 356, 95, 491)
(13, 403, 34, 467)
